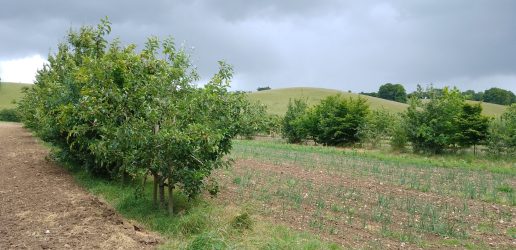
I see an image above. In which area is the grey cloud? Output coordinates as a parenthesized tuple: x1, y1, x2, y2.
(1, 0, 516, 92)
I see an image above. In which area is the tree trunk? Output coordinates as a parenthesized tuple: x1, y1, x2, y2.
(152, 124, 161, 207)
(159, 180, 166, 209)
(152, 173, 158, 207)
(168, 179, 174, 215)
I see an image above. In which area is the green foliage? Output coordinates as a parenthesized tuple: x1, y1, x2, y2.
(405, 87, 465, 154)
(359, 108, 394, 148)
(483, 87, 515, 105)
(230, 212, 253, 231)
(0, 108, 20, 122)
(257, 86, 271, 91)
(282, 98, 308, 143)
(378, 83, 407, 103)
(404, 87, 493, 154)
(302, 95, 369, 146)
(238, 101, 270, 139)
(455, 103, 490, 150)
(17, 18, 246, 211)
(486, 104, 516, 156)
(389, 115, 408, 151)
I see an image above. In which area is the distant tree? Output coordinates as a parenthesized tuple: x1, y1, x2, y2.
(378, 83, 407, 103)
(455, 103, 490, 154)
(359, 92, 378, 98)
(257, 86, 271, 91)
(462, 90, 476, 100)
(302, 95, 369, 146)
(405, 87, 464, 154)
(238, 101, 269, 139)
(359, 108, 394, 148)
(473, 91, 484, 101)
(408, 84, 443, 100)
(483, 87, 515, 105)
(282, 98, 309, 143)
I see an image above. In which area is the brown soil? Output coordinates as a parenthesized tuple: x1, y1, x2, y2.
(213, 158, 516, 249)
(0, 122, 161, 249)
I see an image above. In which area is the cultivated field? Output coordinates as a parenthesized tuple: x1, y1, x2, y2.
(213, 140, 516, 248)
(248, 87, 508, 117)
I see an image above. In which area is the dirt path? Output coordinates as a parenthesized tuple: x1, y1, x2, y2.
(0, 122, 161, 249)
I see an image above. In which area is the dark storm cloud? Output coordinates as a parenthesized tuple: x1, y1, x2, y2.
(1, 0, 516, 92)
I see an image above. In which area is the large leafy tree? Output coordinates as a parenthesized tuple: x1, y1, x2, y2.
(483, 87, 515, 105)
(378, 83, 407, 103)
(18, 18, 246, 214)
(405, 87, 464, 154)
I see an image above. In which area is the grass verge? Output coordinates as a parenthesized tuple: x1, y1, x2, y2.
(65, 163, 341, 249)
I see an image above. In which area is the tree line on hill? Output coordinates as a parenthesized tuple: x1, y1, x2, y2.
(361, 83, 516, 106)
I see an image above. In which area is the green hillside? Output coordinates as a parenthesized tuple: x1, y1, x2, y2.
(248, 87, 507, 117)
(0, 82, 31, 109)
(1, 84, 507, 116)
(465, 100, 507, 117)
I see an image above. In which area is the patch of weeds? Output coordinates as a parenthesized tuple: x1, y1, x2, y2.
(476, 223, 495, 234)
(177, 206, 212, 235)
(186, 232, 227, 250)
(507, 227, 516, 239)
(496, 183, 514, 193)
(440, 238, 461, 247)
(315, 198, 326, 209)
(231, 212, 253, 231)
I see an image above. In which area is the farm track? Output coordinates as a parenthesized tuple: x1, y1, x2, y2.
(0, 122, 160, 249)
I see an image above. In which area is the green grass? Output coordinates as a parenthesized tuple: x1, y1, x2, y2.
(66, 165, 340, 249)
(247, 87, 507, 117)
(0, 82, 31, 109)
(247, 87, 408, 115)
(232, 140, 515, 176)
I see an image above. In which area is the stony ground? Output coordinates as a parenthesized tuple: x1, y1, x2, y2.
(0, 122, 161, 249)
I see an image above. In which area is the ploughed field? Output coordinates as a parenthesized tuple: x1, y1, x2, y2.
(0, 122, 160, 249)
(213, 140, 516, 249)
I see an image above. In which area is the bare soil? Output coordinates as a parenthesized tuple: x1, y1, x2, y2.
(213, 158, 516, 249)
(0, 122, 161, 249)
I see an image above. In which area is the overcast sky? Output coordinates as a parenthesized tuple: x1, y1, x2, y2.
(1, 0, 515, 92)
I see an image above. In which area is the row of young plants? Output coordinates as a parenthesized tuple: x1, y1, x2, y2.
(281, 87, 516, 156)
(17, 19, 251, 214)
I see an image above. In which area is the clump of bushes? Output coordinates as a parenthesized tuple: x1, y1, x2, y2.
(281, 95, 369, 146)
(0, 108, 20, 122)
(231, 212, 253, 231)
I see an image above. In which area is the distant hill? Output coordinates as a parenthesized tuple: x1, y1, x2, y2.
(247, 87, 507, 117)
(0, 82, 31, 109)
(1, 84, 507, 117)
